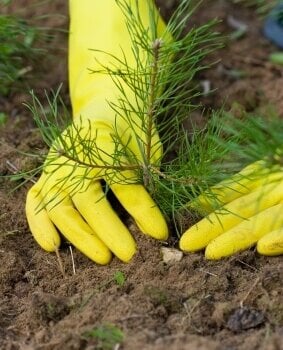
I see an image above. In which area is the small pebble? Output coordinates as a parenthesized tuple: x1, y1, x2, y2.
(227, 307, 265, 333)
(161, 247, 183, 264)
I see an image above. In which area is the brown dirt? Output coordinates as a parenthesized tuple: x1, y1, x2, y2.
(1, 1, 283, 349)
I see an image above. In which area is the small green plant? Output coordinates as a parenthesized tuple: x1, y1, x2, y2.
(83, 324, 124, 350)
(0, 112, 7, 126)
(0, 13, 41, 95)
(113, 271, 126, 286)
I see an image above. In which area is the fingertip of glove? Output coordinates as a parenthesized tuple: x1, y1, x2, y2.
(152, 223, 169, 240)
(116, 245, 137, 263)
(179, 230, 205, 253)
(257, 230, 283, 256)
(204, 246, 221, 260)
(204, 240, 231, 260)
(179, 235, 188, 252)
(26, 207, 61, 253)
(39, 239, 61, 253)
(91, 249, 113, 265)
(135, 213, 168, 240)
(256, 241, 270, 256)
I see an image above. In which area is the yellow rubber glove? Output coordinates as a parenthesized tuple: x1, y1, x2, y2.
(26, 0, 169, 264)
(180, 159, 283, 259)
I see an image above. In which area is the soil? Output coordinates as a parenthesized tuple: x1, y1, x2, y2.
(1, 1, 283, 350)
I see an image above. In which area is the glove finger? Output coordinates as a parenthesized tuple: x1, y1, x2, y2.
(72, 182, 137, 263)
(44, 188, 112, 265)
(205, 203, 283, 259)
(180, 180, 283, 252)
(191, 164, 283, 214)
(110, 182, 168, 240)
(26, 183, 61, 252)
(257, 228, 283, 256)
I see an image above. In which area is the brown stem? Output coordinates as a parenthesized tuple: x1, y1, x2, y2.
(143, 39, 163, 188)
(146, 38, 162, 167)
(150, 165, 195, 185)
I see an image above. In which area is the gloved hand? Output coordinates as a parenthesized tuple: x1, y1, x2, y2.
(180, 159, 283, 259)
(26, 0, 169, 264)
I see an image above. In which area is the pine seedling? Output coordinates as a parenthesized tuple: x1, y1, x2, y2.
(22, 0, 283, 231)
(25, 0, 220, 206)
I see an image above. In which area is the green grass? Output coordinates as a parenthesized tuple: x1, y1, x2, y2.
(0, 13, 42, 95)
(113, 271, 126, 286)
(83, 324, 124, 350)
(232, 0, 278, 14)
(0, 112, 7, 126)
